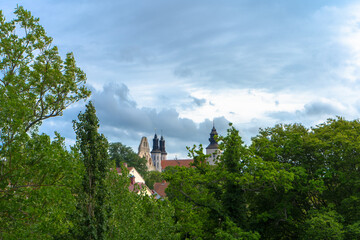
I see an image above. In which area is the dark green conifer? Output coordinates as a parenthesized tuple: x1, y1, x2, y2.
(73, 101, 110, 240)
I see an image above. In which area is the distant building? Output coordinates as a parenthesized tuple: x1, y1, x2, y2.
(116, 163, 152, 196)
(138, 126, 220, 172)
(150, 133, 167, 171)
(206, 125, 220, 165)
(138, 137, 156, 171)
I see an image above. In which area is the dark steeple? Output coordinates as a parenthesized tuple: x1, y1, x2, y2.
(151, 133, 160, 153)
(160, 135, 166, 154)
(206, 125, 219, 150)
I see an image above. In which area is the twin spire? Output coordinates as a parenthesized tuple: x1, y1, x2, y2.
(151, 132, 167, 155)
(148, 123, 219, 169)
(152, 123, 218, 155)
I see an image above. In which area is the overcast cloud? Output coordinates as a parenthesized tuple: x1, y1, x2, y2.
(2, 0, 360, 158)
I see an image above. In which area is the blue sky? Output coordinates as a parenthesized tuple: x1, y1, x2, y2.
(2, 0, 360, 158)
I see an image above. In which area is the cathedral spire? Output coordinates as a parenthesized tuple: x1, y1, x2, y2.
(160, 133, 166, 153)
(151, 132, 160, 152)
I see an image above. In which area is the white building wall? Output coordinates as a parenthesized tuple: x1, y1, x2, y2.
(206, 148, 219, 165)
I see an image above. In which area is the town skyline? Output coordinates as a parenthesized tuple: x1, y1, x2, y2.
(2, 0, 360, 158)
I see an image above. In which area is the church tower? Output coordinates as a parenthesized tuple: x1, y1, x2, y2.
(206, 125, 219, 165)
(160, 135, 167, 161)
(151, 133, 162, 171)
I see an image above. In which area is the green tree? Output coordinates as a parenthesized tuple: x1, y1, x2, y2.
(309, 118, 360, 211)
(250, 123, 314, 238)
(0, 133, 83, 239)
(0, 6, 89, 238)
(0, 6, 90, 138)
(219, 125, 249, 227)
(72, 102, 111, 240)
(301, 210, 344, 240)
(345, 221, 360, 240)
(165, 125, 295, 239)
(106, 166, 179, 240)
(250, 118, 360, 239)
(144, 170, 164, 190)
(109, 142, 147, 177)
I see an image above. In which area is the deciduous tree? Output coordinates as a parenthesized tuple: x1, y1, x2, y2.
(0, 6, 89, 238)
(109, 142, 147, 177)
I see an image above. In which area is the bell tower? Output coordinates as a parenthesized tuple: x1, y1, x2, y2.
(206, 124, 219, 165)
(160, 135, 167, 161)
(151, 133, 162, 171)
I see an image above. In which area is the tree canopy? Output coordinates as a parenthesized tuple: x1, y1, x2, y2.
(0, 6, 89, 239)
(165, 119, 360, 239)
(109, 142, 148, 177)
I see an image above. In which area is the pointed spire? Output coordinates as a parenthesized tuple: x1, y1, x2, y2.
(152, 131, 160, 152)
(160, 130, 166, 154)
(206, 124, 219, 149)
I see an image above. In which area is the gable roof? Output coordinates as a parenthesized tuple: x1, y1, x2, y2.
(161, 159, 194, 170)
(116, 166, 145, 183)
(153, 181, 170, 198)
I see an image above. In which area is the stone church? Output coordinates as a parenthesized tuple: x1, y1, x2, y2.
(138, 126, 220, 172)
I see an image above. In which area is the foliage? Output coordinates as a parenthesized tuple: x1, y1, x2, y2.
(71, 104, 178, 240)
(164, 125, 294, 239)
(0, 133, 83, 239)
(109, 142, 147, 177)
(0, 6, 89, 238)
(215, 218, 260, 240)
(72, 102, 111, 240)
(301, 210, 344, 240)
(249, 123, 312, 238)
(0, 6, 90, 137)
(345, 221, 360, 240)
(165, 118, 360, 239)
(250, 118, 360, 239)
(106, 165, 179, 240)
(144, 170, 164, 190)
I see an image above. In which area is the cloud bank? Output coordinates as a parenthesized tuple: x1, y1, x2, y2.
(3, 0, 360, 157)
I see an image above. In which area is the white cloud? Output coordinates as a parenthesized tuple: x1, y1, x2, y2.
(179, 88, 310, 123)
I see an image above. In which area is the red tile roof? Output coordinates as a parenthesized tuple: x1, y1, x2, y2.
(153, 181, 170, 198)
(161, 159, 194, 170)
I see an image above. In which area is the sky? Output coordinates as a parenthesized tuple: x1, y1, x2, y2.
(2, 0, 360, 158)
